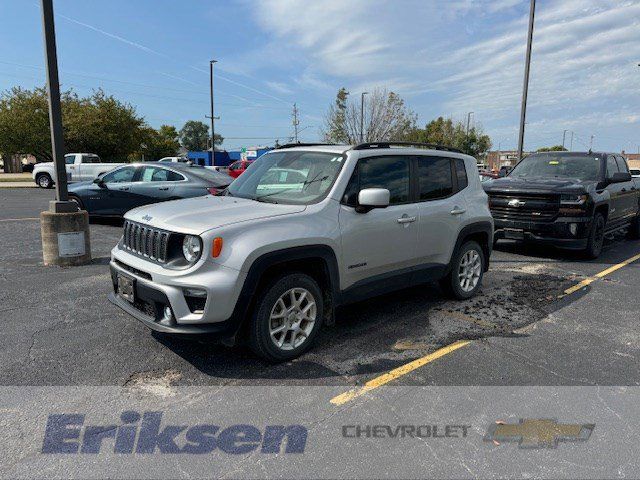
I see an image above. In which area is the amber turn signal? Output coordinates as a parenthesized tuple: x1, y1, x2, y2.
(211, 237, 223, 258)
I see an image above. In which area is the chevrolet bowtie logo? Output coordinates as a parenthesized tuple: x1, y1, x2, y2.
(484, 419, 595, 449)
(508, 199, 526, 207)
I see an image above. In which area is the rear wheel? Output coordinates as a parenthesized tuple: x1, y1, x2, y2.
(248, 273, 324, 362)
(36, 173, 53, 189)
(68, 194, 84, 211)
(627, 214, 640, 240)
(585, 213, 605, 259)
(440, 241, 485, 300)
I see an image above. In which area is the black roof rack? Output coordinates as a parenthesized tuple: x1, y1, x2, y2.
(351, 142, 464, 154)
(274, 142, 339, 150)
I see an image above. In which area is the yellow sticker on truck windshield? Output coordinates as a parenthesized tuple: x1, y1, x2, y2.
(549, 161, 559, 165)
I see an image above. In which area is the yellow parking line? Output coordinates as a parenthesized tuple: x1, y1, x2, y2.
(0, 217, 39, 222)
(560, 252, 640, 297)
(330, 340, 470, 406)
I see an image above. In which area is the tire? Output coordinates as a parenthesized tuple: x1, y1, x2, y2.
(584, 213, 605, 259)
(248, 273, 324, 362)
(68, 195, 84, 211)
(627, 215, 640, 240)
(440, 241, 485, 300)
(36, 173, 53, 189)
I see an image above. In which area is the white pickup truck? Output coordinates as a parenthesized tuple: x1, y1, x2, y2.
(33, 153, 126, 189)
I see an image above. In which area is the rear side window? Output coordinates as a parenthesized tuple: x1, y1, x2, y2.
(417, 157, 453, 200)
(455, 159, 468, 190)
(359, 156, 410, 205)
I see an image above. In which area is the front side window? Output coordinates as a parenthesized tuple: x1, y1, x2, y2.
(227, 150, 345, 205)
(359, 156, 410, 205)
(418, 157, 453, 200)
(617, 156, 630, 174)
(65, 155, 75, 165)
(102, 167, 136, 183)
(607, 156, 620, 178)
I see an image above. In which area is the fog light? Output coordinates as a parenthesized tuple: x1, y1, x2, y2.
(164, 306, 173, 320)
(569, 223, 578, 236)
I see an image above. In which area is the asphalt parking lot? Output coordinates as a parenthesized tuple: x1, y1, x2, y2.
(3, 187, 640, 390)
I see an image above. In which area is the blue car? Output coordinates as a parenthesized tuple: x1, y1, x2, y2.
(68, 162, 232, 217)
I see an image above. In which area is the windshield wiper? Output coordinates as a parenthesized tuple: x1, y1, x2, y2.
(254, 175, 328, 202)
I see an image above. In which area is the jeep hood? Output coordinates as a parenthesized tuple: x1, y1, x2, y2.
(125, 195, 306, 234)
(483, 176, 590, 195)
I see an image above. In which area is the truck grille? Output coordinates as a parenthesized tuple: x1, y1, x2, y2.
(489, 193, 560, 223)
(122, 221, 170, 262)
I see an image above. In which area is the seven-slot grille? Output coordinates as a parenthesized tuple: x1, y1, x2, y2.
(122, 221, 170, 262)
(488, 193, 560, 223)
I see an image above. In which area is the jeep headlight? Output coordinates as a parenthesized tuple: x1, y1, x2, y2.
(182, 235, 202, 263)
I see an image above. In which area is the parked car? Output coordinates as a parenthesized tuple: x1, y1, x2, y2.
(67, 162, 232, 217)
(33, 153, 126, 189)
(479, 172, 498, 183)
(631, 168, 640, 178)
(498, 165, 513, 177)
(485, 151, 640, 258)
(157, 156, 188, 163)
(108, 142, 493, 361)
(227, 160, 254, 178)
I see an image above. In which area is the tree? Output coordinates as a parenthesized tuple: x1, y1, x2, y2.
(0, 86, 147, 170)
(179, 120, 223, 151)
(405, 116, 492, 158)
(322, 88, 416, 143)
(134, 125, 180, 161)
(537, 145, 567, 152)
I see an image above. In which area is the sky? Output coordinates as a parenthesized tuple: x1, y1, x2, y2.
(0, 0, 639, 153)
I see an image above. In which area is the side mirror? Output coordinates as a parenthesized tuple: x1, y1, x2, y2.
(609, 172, 632, 184)
(356, 188, 390, 213)
(93, 177, 106, 188)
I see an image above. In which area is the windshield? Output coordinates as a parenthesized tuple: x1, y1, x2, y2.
(510, 153, 601, 181)
(227, 150, 345, 205)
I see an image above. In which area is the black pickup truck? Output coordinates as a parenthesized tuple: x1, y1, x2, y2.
(484, 151, 640, 258)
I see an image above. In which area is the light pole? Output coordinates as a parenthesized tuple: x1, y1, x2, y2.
(39, 0, 90, 266)
(517, 0, 536, 161)
(360, 92, 368, 143)
(466, 112, 474, 136)
(562, 129, 567, 149)
(209, 59, 217, 165)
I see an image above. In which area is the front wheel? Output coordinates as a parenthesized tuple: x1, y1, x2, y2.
(440, 241, 485, 300)
(248, 273, 324, 362)
(585, 213, 605, 259)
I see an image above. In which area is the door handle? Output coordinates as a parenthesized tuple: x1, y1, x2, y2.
(622, 188, 627, 193)
(397, 216, 417, 224)
(158, 187, 170, 191)
(450, 207, 467, 215)
(119, 186, 129, 191)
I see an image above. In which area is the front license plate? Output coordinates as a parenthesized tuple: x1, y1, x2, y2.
(504, 229, 525, 240)
(117, 274, 135, 303)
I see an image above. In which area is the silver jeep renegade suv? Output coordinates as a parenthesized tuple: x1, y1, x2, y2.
(109, 143, 493, 361)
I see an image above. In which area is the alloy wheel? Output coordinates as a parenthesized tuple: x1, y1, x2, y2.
(458, 249, 482, 293)
(268, 287, 317, 351)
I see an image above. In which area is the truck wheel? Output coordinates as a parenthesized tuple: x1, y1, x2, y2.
(585, 213, 605, 259)
(248, 273, 324, 362)
(36, 173, 53, 189)
(440, 241, 485, 300)
(628, 215, 640, 240)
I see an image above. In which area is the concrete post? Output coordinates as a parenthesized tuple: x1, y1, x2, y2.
(41, 210, 91, 266)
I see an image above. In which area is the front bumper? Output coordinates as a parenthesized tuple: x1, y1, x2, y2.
(109, 247, 247, 337)
(494, 216, 592, 250)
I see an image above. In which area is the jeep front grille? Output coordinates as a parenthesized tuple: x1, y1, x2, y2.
(122, 221, 170, 262)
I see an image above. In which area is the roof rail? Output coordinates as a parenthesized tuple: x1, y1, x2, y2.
(274, 142, 339, 150)
(351, 142, 464, 154)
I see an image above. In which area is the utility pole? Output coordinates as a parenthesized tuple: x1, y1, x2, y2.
(466, 112, 474, 136)
(570, 131, 574, 151)
(209, 59, 217, 165)
(517, 0, 536, 161)
(292, 103, 300, 143)
(360, 92, 368, 143)
(562, 129, 567, 149)
(590, 135, 595, 151)
(39, 0, 90, 266)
